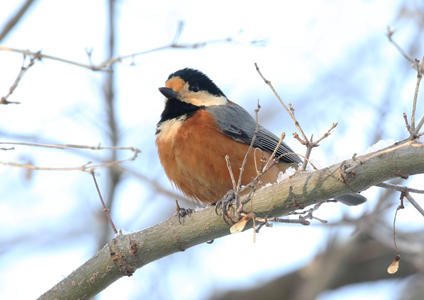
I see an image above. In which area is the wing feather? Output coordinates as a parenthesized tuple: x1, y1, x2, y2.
(205, 103, 301, 164)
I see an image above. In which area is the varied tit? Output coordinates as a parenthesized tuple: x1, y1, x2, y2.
(156, 68, 366, 206)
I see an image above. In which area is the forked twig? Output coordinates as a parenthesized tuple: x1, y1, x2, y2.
(0, 142, 140, 173)
(1, 54, 38, 105)
(0, 22, 263, 72)
(375, 182, 424, 194)
(255, 63, 337, 170)
(255, 63, 307, 142)
(386, 27, 424, 137)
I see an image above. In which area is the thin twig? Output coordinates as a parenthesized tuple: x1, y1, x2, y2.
(270, 217, 310, 225)
(0, 22, 259, 72)
(387, 195, 402, 274)
(237, 101, 261, 192)
(224, 101, 262, 221)
(375, 182, 424, 194)
(410, 59, 420, 132)
(255, 63, 308, 142)
(225, 155, 237, 191)
(386, 28, 424, 136)
(376, 183, 424, 217)
(1, 136, 188, 202)
(1, 54, 37, 104)
(91, 169, 118, 234)
(285, 199, 338, 225)
(386, 27, 415, 64)
(171, 20, 185, 45)
(393, 194, 404, 256)
(403, 192, 424, 217)
(313, 123, 338, 144)
(403, 112, 411, 133)
(261, 132, 285, 172)
(0, 141, 140, 152)
(413, 56, 424, 135)
(0, 143, 140, 173)
(238, 150, 329, 197)
(255, 63, 337, 170)
(0, 46, 104, 71)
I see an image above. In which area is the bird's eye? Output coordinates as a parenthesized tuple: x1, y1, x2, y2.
(190, 84, 200, 92)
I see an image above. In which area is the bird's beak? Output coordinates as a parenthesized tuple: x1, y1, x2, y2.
(159, 87, 179, 100)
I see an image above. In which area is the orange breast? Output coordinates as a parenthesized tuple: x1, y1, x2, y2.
(156, 110, 296, 204)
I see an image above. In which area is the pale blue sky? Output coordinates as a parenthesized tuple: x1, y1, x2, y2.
(0, 1, 422, 299)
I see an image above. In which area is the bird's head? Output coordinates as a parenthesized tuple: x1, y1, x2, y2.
(159, 68, 228, 107)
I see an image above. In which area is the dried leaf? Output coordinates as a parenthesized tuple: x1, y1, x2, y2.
(387, 255, 400, 274)
(230, 218, 249, 234)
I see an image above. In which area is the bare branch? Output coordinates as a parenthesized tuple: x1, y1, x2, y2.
(171, 20, 185, 45)
(91, 170, 118, 234)
(265, 216, 310, 225)
(0, 142, 140, 173)
(0, 141, 139, 152)
(0, 0, 37, 42)
(237, 101, 261, 191)
(375, 182, 424, 194)
(403, 192, 424, 218)
(0, 23, 260, 72)
(223, 101, 262, 221)
(39, 136, 424, 299)
(0, 45, 106, 71)
(1, 54, 37, 104)
(313, 123, 338, 145)
(403, 112, 411, 133)
(225, 155, 237, 191)
(413, 56, 424, 135)
(261, 132, 285, 172)
(410, 59, 420, 132)
(255, 63, 337, 171)
(386, 27, 415, 65)
(386, 28, 424, 137)
(255, 63, 308, 142)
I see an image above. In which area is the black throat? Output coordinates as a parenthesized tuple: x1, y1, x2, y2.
(156, 99, 202, 134)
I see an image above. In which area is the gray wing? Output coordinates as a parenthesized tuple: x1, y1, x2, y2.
(205, 103, 301, 164)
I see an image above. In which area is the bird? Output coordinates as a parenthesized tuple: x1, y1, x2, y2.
(156, 68, 366, 207)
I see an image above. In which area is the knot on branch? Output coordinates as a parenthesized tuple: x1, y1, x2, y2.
(129, 238, 144, 256)
(109, 238, 136, 277)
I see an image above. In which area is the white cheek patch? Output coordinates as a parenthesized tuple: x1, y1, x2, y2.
(180, 83, 227, 106)
(184, 91, 227, 106)
(156, 118, 185, 142)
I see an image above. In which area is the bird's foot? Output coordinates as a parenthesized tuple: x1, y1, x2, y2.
(173, 200, 193, 224)
(215, 190, 240, 224)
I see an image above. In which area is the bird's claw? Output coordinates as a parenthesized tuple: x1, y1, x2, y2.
(215, 190, 237, 224)
(173, 200, 193, 224)
(177, 207, 193, 224)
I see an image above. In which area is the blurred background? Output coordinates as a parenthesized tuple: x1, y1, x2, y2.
(1, 0, 424, 299)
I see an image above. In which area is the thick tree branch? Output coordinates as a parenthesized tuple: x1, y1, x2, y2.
(38, 139, 424, 299)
